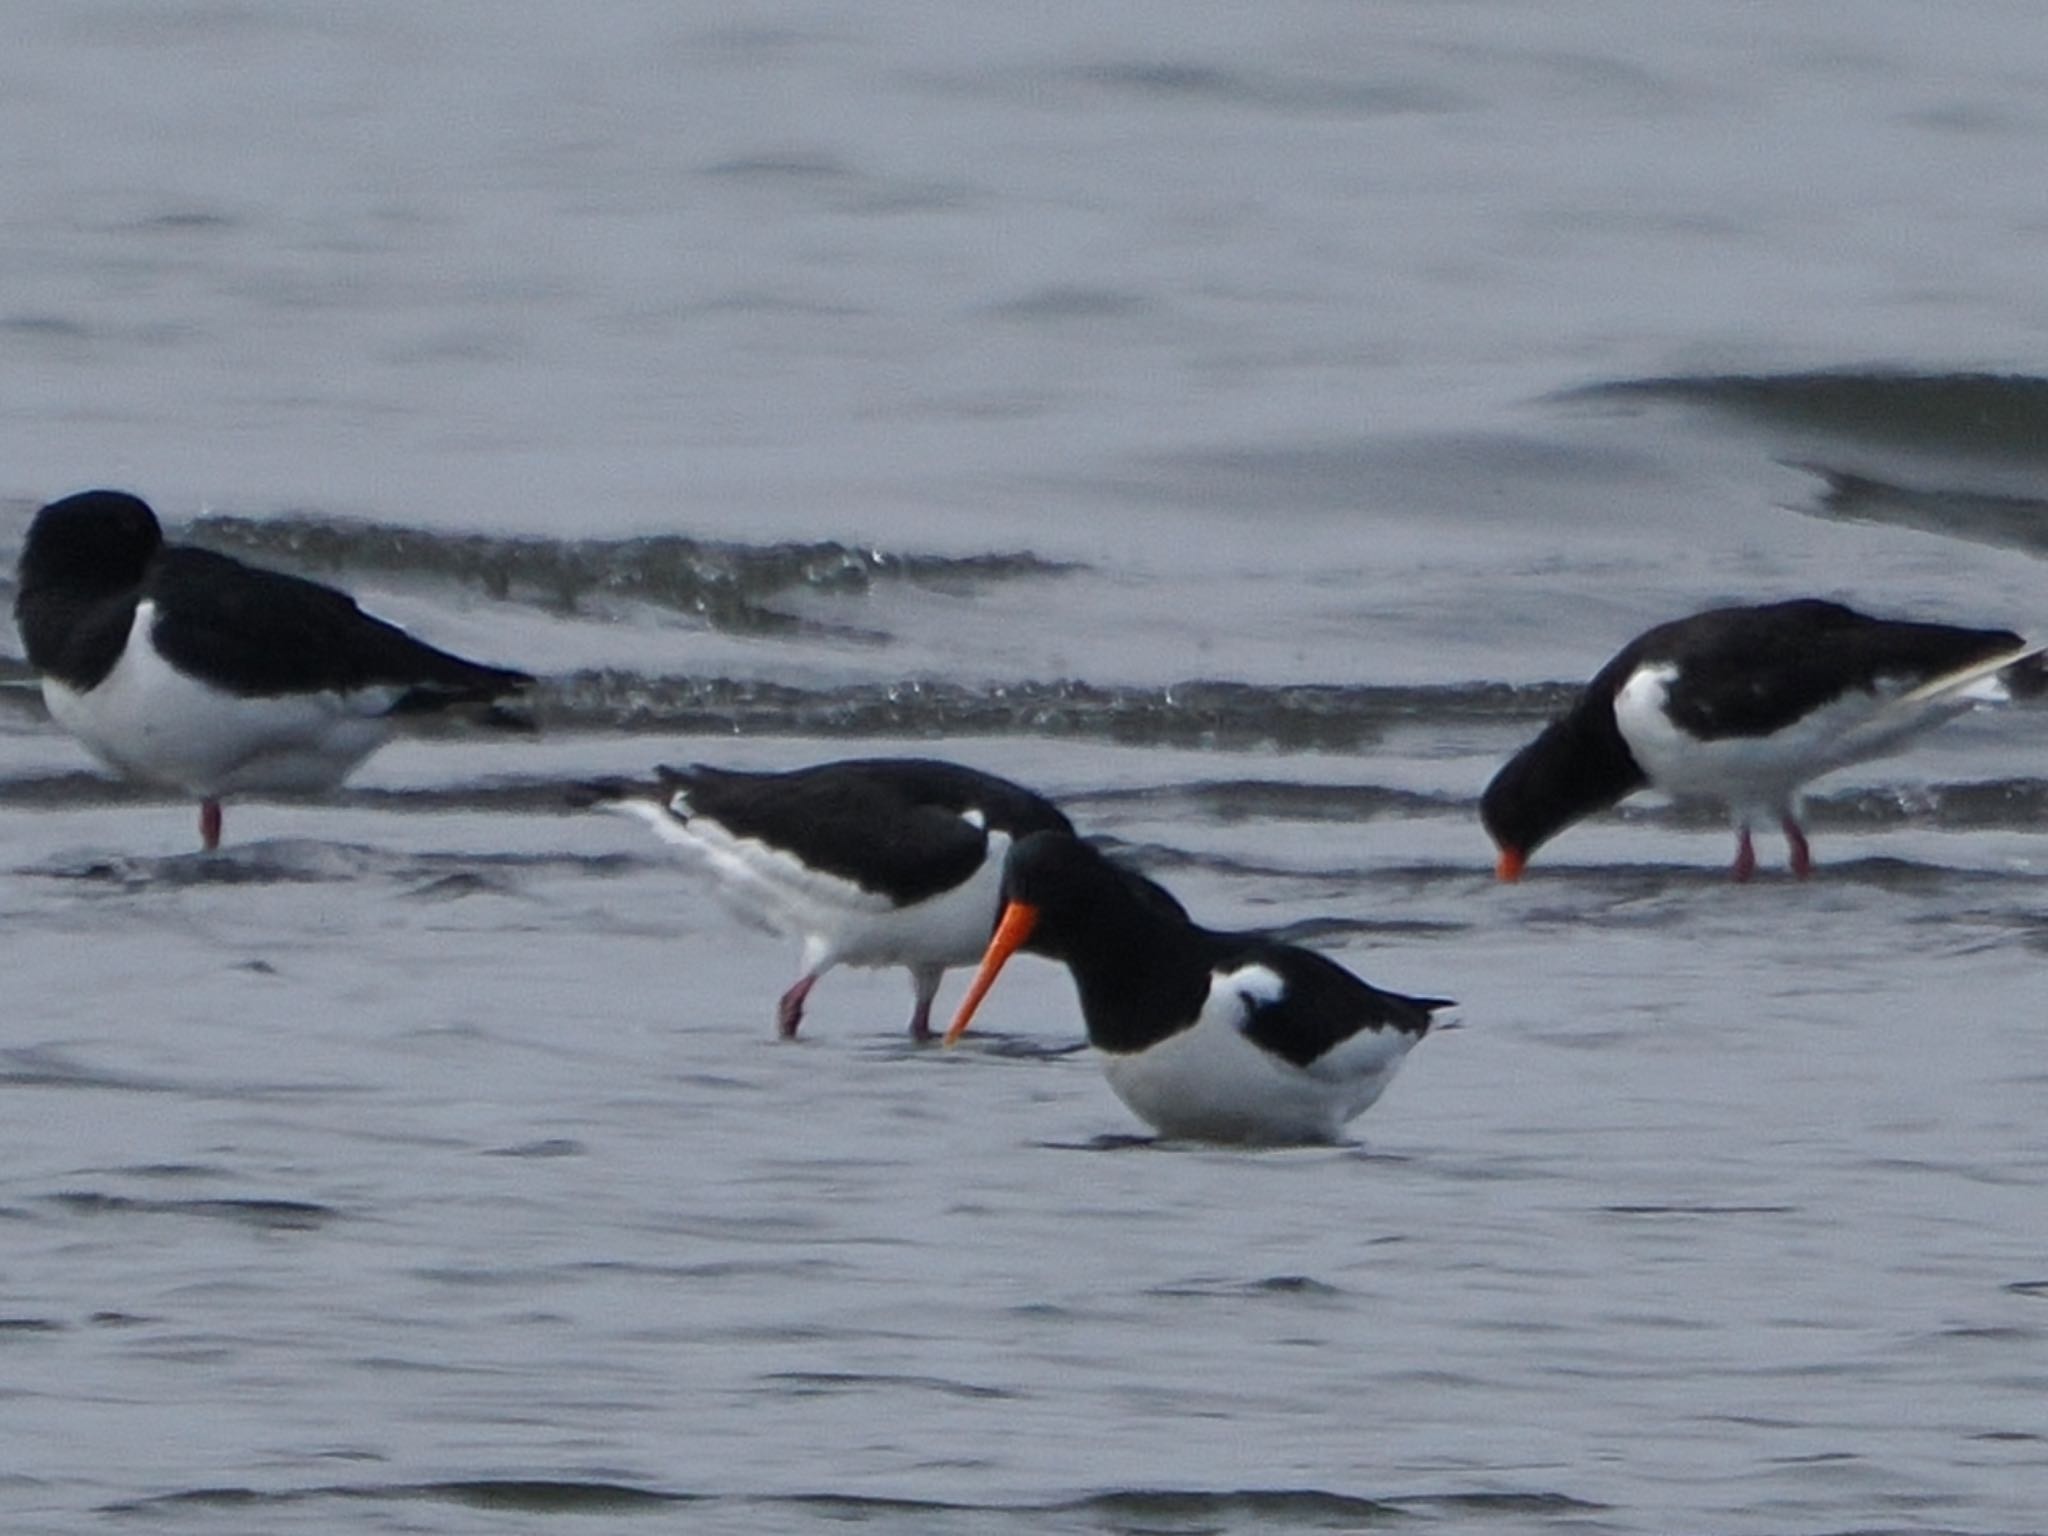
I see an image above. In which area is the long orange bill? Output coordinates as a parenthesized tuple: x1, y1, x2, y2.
(1495, 846, 1526, 883)
(942, 901, 1041, 1047)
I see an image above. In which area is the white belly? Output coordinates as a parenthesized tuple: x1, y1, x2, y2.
(1100, 969, 1416, 1146)
(43, 603, 398, 798)
(1611, 662, 1971, 821)
(609, 800, 1010, 972)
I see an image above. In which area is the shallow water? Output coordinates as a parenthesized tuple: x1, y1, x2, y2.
(5, 4, 2048, 1533)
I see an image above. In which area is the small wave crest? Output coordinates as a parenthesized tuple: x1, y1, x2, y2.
(1792, 462, 2048, 556)
(1567, 369, 2048, 461)
(535, 673, 1564, 745)
(185, 513, 1077, 633)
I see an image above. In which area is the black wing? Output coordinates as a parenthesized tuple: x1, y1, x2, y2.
(1626, 599, 2023, 741)
(148, 547, 531, 706)
(663, 757, 1071, 906)
(1228, 941, 1447, 1069)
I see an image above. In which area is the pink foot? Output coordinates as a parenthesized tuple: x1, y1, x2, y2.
(1782, 816, 1813, 880)
(907, 966, 943, 1044)
(1730, 827, 1756, 883)
(775, 973, 819, 1039)
(199, 800, 223, 852)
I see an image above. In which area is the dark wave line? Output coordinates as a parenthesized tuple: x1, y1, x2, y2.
(104, 1479, 1599, 1523)
(9, 765, 2048, 837)
(142, 846, 2010, 901)
(1565, 369, 2048, 461)
(103, 1479, 690, 1515)
(1, 1045, 189, 1094)
(758, 1369, 1018, 1401)
(16, 839, 646, 896)
(184, 513, 1078, 633)
(1792, 461, 2048, 558)
(42, 1192, 338, 1231)
(533, 672, 1571, 745)
(1070, 777, 1456, 821)
(0, 770, 1482, 830)
(1, 662, 1575, 742)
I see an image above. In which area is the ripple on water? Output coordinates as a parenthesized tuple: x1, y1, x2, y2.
(40, 1193, 341, 1232)
(102, 1480, 1611, 1531)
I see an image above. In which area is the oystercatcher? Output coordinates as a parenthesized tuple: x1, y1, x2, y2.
(942, 830, 1447, 1145)
(584, 758, 1074, 1041)
(13, 489, 533, 850)
(1482, 598, 2042, 880)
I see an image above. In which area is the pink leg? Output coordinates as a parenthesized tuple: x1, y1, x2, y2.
(775, 972, 820, 1039)
(1730, 826, 1756, 883)
(1782, 815, 1813, 880)
(199, 800, 223, 852)
(906, 966, 943, 1044)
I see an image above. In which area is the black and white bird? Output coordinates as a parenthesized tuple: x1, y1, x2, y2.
(1482, 598, 2043, 881)
(13, 489, 533, 850)
(943, 830, 1447, 1145)
(584, 758, 1074, 1041)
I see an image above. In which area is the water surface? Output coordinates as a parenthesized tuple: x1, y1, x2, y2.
(4, 4, 2048, 1532)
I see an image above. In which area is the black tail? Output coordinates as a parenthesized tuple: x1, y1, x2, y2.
(568, 774, 653, 811)
(566, 766, 694, 812)
(475, 700, 538, 734)
(390, 658, 536, 729)
(1999, 648, 2048, 700)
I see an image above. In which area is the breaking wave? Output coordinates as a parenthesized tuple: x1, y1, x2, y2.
(183, 513, 1077, 634)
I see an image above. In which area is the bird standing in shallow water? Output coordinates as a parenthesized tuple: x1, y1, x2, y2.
(13, 489, 533, 850)
(944, 830, 1447, 1146)
(1481, 598, 2043, 881)
(584, 758, 1073, 1041)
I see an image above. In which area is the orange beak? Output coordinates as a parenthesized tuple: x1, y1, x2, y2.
(1495, 846, 1526, 883)
(942, 900, 1041, 1047)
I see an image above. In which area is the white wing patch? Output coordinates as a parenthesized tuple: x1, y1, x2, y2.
(1222, 963, 1287, 1020)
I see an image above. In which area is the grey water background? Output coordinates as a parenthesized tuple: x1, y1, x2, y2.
(5, 3, 2048, 1532)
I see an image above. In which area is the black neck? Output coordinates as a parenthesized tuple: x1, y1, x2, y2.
(1050, 881, 1219, 1055)
(13, 583, 139, 690)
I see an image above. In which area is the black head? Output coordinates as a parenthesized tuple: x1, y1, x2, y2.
(945, 828, 1206, 1048)
(1480, 705, 1646, 879)
(18, 490, 165, 597)
(999, 829, 1192, 961)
